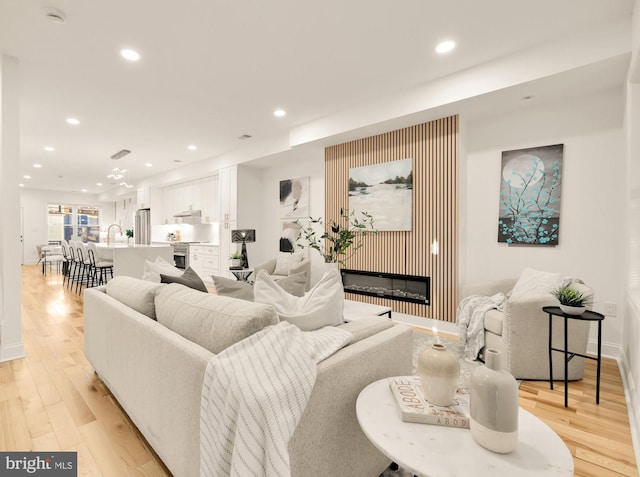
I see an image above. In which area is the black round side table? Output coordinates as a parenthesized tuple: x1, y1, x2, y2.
(543, 306, 605, 408)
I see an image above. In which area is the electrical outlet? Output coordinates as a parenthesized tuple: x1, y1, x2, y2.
(603, 302, 617, 317)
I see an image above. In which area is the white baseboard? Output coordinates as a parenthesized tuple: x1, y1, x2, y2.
(618, 352, 640, 469)
(0, 342, 25, 363)
(587, 339, 621, 360)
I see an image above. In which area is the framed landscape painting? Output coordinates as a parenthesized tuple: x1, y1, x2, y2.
(348, 158, 413, 231)
(497, 144, 563, 245)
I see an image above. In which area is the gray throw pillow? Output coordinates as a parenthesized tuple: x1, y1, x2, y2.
(212, 271, 307, 301)
(161, 266, 208, 293)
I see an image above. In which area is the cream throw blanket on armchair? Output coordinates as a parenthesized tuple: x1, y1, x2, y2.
(200, 321, 352, 477)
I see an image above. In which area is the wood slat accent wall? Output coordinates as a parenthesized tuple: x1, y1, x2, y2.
(325, 116, 459, 322)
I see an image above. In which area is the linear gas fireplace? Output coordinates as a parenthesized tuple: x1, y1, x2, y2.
(341, 269, 430, 305)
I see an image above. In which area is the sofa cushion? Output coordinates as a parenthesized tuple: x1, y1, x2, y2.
(254, 269, 343, 331)
(106, 276, 164, 320)
(483, 309, 504, 336)
(142, 256, 183, 283)
(213, 272, 307, 301)
(155, 283, 279, 354)
(160, 266, 208, 293)
(272, 251, 299, 275)
(509, 267, 565, 300)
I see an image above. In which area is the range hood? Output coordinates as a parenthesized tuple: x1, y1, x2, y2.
(173, 210, 202, 223)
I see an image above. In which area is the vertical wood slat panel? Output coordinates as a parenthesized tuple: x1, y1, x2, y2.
(324, 116, 458, 323)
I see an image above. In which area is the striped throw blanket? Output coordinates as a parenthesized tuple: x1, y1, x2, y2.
(200, 321, 352, 477)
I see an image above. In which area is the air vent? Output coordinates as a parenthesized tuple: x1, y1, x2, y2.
(44, 7, 66, 24)
(111, 149, 131, 160)
(238, 134, 252, 140)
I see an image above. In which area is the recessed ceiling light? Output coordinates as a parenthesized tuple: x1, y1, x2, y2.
(33, 164, 42, 168)
(435, 40, 456, 54)
(66, 117, 80, 125)
(187, 145, 197, 151)
(273, 109, 286, 118)
(24, 175, 32, 179)
(44, 146, 55, 152)
(81, 189, 87, 192)
(145, 162, 153, 167)
(19, 183, 24, 187)
(121, 49, 141, 62)
(96, 182, 103, 186)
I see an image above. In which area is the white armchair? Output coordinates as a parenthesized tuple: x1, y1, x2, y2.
(254, 256, 311, 291)
(459, 278, 594, 381)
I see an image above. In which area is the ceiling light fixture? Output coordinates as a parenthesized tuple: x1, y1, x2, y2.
(187, 145, 197, 151)
(44, 146, 55, 152)
(435, 40, 456, 54)
(273, 109, 286, 118)
(121, 49, 141, 62)
(24, 175, 32, 179)
(33, 164, 42, 168)
(96, 182, 103, 186)
(145, 162, 152, 167)
(19, 183, 24, 187)
(66, 117, 80, 125)
(107, 168, 127, 180)
(81, 189, 87, 192)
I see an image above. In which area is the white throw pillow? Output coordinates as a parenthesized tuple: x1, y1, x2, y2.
(254, 269, 344, 331)
(142, 256, 183, 283)
(273, 251, 302, 276)
(509, 267, 565, 300)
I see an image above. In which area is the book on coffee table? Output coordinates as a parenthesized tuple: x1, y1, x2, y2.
(387, 375, 470, 428)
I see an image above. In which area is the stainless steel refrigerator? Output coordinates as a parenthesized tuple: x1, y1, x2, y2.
(135, 208, 151, 245)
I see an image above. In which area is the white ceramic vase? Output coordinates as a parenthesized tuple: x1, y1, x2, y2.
(559, 304, 586, 315)
(470, 349, 519, 453)
(417, 343, 460, 406)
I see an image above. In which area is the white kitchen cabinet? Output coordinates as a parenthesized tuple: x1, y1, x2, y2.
(189, 245, 219, 284)
(162, 176, 217, 224)
(218, 166, 237, 224)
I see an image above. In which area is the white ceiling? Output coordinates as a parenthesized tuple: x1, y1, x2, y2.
(0, 0, 635, 194)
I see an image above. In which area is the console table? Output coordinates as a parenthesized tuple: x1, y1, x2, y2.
(543, 306, 605, 407)
(356, 378, 574, 476)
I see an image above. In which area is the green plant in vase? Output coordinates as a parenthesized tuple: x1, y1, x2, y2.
(297, 208, 376, 267)
(552, 285, 589, 315)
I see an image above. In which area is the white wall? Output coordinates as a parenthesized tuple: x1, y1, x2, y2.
(251, 147, 326, 284)
(462, 88, 626, 358)
(20, 189, 115, 264)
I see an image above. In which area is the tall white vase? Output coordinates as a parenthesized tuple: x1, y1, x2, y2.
(470, 349, 519, 453)
(417, 343, 460, 406)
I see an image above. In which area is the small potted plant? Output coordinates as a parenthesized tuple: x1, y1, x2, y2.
(125, 229, 134, 244)
(552, 285, 588, 315)
(229, 251, 243, 269)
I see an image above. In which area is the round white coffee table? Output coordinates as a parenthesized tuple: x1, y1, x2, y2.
(356, 379, 573, 477)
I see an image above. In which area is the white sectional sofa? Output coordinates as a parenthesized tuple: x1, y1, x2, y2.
(83, 276, 412, 477)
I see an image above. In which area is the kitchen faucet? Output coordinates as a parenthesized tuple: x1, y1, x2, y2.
(107, 224, 123, 246)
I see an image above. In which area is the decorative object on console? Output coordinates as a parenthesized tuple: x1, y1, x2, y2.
(280, 221, 302, 252)
(417, 342, 460, 406)
(229, 251, 243, 269)
(552, 284, 589, 315)
(231, 229, 255, 268)
(280, 176, 309, 218)
(470, 348, 519, 454)
(349, 158, 413, 231)
(498, 143, 563, 246)
(297, 207, 376, 267)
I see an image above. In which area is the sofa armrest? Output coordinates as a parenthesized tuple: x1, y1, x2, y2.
(289, 324, 413, 477)
(459, 278, 516, 301)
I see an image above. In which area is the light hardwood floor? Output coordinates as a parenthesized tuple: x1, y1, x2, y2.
(2, 265, 638, 476)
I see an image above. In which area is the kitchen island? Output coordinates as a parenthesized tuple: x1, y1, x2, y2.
(95, 243, 174, 279)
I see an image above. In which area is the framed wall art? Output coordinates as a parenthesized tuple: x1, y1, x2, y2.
(348, 158, 413, 231)
(497, 144, 563, 246)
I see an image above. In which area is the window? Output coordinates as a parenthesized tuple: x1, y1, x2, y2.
(48, 204, 101, 243)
